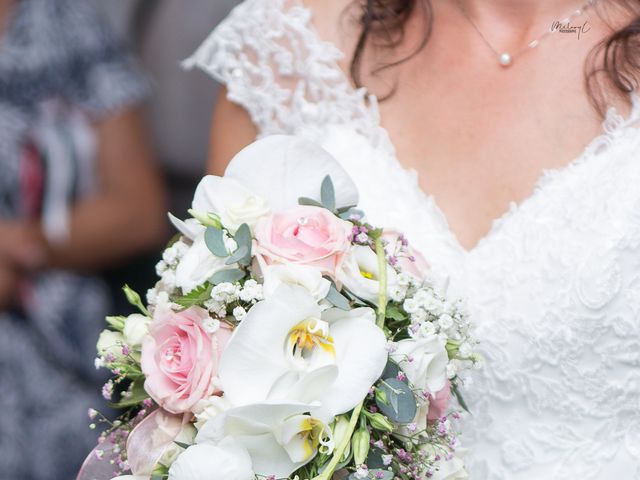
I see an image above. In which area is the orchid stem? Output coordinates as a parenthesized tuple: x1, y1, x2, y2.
(375, 236, 388, 330)
(312, 401, 364, 480)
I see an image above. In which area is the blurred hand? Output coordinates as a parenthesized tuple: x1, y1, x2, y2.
(0, 221, 46, 270)
(0, 260, 20, 310)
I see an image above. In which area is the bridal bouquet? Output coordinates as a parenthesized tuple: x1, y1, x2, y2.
(78, 136, 478, 480)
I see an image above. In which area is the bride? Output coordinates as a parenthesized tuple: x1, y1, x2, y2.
(185, 0, 640, 478)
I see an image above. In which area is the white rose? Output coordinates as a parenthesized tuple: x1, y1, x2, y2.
(336, 245, 398, 305)
(123, 314, 151, 348)
(391, 335, 449, 393)
(168, 438, 254, 480)
(192, 176, 270, 234)
(261, 263, 331, 303)
(97, 330, 125, 360)
(175, 233, 235, 293)
(193, 395, 232, 430)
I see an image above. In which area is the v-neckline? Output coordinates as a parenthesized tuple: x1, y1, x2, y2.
(296, 0, 640, 257)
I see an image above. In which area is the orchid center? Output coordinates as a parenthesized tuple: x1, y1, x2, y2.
(298, 417, 333, 460)
(287, 318, 335, 359)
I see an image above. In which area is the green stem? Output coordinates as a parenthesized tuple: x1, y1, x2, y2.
(375, 237, 388, 330)
(312, 401, 364, 480)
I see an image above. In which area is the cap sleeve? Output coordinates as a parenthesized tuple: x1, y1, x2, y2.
(183, 0, 357, 136)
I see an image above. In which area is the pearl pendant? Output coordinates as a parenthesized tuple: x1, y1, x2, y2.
(499, 52, 513, 67)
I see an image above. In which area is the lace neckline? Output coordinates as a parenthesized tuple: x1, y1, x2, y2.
(293, 0, 640, 256)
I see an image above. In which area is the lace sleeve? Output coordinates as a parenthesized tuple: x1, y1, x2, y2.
(183, 0, 378, 138)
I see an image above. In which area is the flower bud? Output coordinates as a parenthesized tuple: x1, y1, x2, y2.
(352, 426, 370, 466)
(367, 412, 394, 433)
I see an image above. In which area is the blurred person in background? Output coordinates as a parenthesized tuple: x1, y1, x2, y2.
(0, 0, 165, 478)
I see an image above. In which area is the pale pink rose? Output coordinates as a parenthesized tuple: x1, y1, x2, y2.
(383, 230, 430, 280)
(141, 307, 232, 414)
(427, 381, 452, 421)
(254, 205, 353, 276)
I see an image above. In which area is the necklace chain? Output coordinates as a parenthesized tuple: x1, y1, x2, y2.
(455, 0, 598, 67)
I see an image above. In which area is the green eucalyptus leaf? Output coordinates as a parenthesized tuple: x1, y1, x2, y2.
(320, 175, 336, 211)
(210, 268, 245, 285)
(380, 360, 404, 383)
(234, 223, 251, 246)
(376, 378, 417, 424)
(339, 208, 365, 220)
(298, 197, 324, 208)
(452, 382, 470, 413)
(204, 226, 229, 257)
(366, 447, 388, 470)
(325, 284, 350, 310)
(225, 245, 250, 266)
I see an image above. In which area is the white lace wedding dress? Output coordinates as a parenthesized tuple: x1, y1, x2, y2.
(185, 0, 640, 478)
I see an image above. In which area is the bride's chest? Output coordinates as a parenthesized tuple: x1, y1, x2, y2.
(314, 123, 640, 371)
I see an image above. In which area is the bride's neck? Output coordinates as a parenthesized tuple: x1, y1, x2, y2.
(455, 0, 594, 32)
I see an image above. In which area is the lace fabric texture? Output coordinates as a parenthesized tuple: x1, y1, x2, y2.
(186, 1, 640, 478)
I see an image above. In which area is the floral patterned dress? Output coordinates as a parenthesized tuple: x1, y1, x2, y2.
(0, 1, 148, 478)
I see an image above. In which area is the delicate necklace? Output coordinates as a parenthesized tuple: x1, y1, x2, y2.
(455, 0, 598, 67)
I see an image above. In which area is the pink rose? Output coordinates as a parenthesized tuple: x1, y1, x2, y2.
(254, 205, 353, 276)
(427, 381, 452, 421)
(382, 230, 430, 280)
(141, 307, 232, 414)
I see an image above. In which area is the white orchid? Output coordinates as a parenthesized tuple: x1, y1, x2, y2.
(390, 335, 449, 394)
(170, 135, 359, 238)
(217, 284, 387, 420)
(224, 135, 359, 212)
(337, 245, 399, 305)
(168, 437, 254, 480)
(197, 402, 333, 478)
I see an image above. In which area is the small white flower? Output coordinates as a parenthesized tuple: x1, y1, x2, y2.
(202, 317, 221, 334)
(161, 269, 177, 290)
(355, 232, 369, 243)
(446, 362, 457, 379)
(382, 454, 393, 466)
(397, 273, 412, 287)
(354, 465, 369, 479)
(239, 279, 264, 302)
(385, 341, 398, 353)
(390, 284, 408, 302)
(419, 321, 436, 337)
(155, 259, 168, 276)
(232, 306, 247, 321)
(403, 298, 419, 314)
(459, 342, 472, 358)
(94, 357, 105, 369)
(162, 246, 178, 265)
(411, 308, 428, 323)
(438, 314, 454, 330)
(146, 287, 158, 305)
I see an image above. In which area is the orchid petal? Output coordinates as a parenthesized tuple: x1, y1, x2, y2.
(218, 284, 327, 406)
(168, 214, 204, 240)
(224, 135, 359, 211)
(314, 307, 387, 420)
